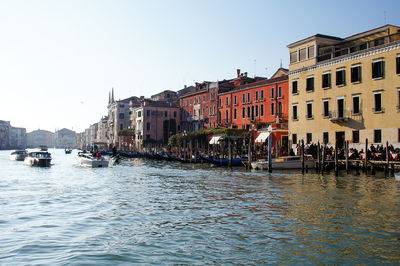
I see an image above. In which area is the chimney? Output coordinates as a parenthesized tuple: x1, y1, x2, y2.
(244, 72, 247, 77)
(236, 69, 240, 77)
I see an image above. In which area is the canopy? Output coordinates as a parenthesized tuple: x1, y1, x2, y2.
(255, 132, 270, 143)
(209, 135, 222, 145)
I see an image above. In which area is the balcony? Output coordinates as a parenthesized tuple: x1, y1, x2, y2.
(329, 109, 350, 123)
(317, 31, 400, 63)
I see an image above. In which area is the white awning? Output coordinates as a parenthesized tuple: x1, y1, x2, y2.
(209, 136, 222, 145)
(255, 132, 270, 143)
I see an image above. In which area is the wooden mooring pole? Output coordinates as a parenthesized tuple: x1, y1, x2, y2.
(321, 143, 326, 174)
(364, 138, 368, 172)
(385, 141, 389, 177)
(316, 141, 320, 173)
(345, 140, 349, 173)
(301, 139, 305, 175)
(334, 141, 338, 175)
(268, 134, 272, 173)
(228, 138, 232, 167)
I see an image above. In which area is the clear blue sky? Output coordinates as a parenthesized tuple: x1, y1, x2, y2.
(1, 0, 399, 132)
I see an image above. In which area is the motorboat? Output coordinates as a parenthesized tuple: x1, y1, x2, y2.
(24, 151, 52, 166)
(76, 152, 109, 168)
(65, 148, 72, 154)
(10, 150, 28, 161)
(200, 155, 247, 166)
(39, 145, 48, 151)
(251, 155, 315, 170)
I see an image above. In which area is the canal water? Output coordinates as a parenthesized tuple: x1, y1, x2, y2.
(1, 149, 399, 264)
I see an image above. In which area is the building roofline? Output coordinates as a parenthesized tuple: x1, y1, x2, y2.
(345, 24, 399, 41)
(287, 34, 343, 48)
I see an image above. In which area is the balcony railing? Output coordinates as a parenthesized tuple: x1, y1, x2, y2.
(317, 31, 400, 63)
(329, 109, 350, 122)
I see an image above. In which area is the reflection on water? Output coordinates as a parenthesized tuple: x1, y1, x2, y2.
(0, 149, 399, 264)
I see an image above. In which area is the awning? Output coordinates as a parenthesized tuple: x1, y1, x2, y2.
(209, 135, 222, 145)
(255, 132, 270, 143)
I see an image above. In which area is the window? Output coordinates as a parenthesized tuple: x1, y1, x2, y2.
(203, 95, 205, 101)
(336, 68, 346, 86)
(193, 110, 196, 117)
(226, 97, 229, 106)
(255, 91, 259, 101)
(323, 100, 329, 117)
(234, 95, 237, 105)
(307, 102, 313, 119)
(174, 111, 177, 118)
(146, 122, 150, 130)
(292, 134, 297, 145)
(146, 134, 150, 140)
(372, 59, 385, 79)
(260, 90, 264, 100)
(190, 110, 192, 116)
(374, 92, 382, 112)
(322, 72, 331, 89)
(190, 99, 192, 105)
(119, 113, 124, 119)
(242, 107, 245, 118)
(278, 102, 282, 117)
(225, 110, 229, 123)
(299, 48, 306, 61)
(306, 76, 314, 92)
(290, 51, 297, 63)
(306, 133, 312, 144)
(397, 55, 400, 75)
(308, 46, 315, 58)
(234, 108, 237, 120)
(352, 95, 360, 115)
(292, 80, 298, 94)
(198, 96, 201, 104)
(137, 111, 141, 118)
(219, 98, 222, 107)
(271, 102, 275, 115)
(164, 111, 168, 117)
(398, 88, 400, 111)
(242, 93, 246, 103)
(292, 104, 298, 120)
(255, 105, 259, 117)
(323, 132, 329, 144)
(352, 130, 359, 143)
(278, 86, 282, 98)
(337, 98, 345, 118)
(146, 110, 151, 117)
(120, 124, 123, 130)
(194, 97, 196, 105)
(398, 128, 400, 143)
(374, 129, 382, 143)
(251, 106, 254, 120)
(186, 100, 188, 106)
(247, 106, 250, 118)
(270, 87, 275, 99)
(351, 64, 362, 83)
(247, 92, 251, 103)
(261, 104, 264, 116)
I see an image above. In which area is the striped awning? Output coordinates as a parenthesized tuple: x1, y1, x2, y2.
(255, 132, 270, 143)
(209, 135, 222, 145)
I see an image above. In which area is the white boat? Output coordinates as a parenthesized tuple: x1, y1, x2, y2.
(251, 155, 315, 170)
(76, 152, 109, 168)
(24, 151, 52, 166)
(39, 145, 48, 151)
(10, 150, 28, 161)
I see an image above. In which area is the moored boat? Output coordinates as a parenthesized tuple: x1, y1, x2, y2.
(200, 155, 247, 166)
(76, 152, 109, 168)
(65, 148, 72, 154)
(24, 151, 52, 166)
(251, 155, 315, 170)
(10, 150, 28, 161)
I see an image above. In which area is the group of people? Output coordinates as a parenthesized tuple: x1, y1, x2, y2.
(302, 143, 400, 161)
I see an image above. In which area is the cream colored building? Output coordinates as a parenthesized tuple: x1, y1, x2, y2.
(287, 25, 400, 147)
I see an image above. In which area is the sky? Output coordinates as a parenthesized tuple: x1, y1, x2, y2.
(1, 0, 399, 133)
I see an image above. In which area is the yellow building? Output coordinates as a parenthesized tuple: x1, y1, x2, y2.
(287, 25, 400, 147)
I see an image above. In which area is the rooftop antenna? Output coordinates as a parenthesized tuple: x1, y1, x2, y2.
(384, 10, 386, 24)
(280, 59, 282, 68)
(254, 59, 256, 78)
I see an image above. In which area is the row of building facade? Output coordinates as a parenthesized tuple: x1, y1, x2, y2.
(78, 25, 400, 151)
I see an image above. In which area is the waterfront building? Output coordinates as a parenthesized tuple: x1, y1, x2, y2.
(26, 129, 55, 148)
(287, 25, 400, 147)
(151, 90, 177, 103)
(96, 116, 109, 144)
(107, 88, 141, 148)
(179, 81, 212, 132)
(55, 128, 76, 148)
(131, 99, 180, 150)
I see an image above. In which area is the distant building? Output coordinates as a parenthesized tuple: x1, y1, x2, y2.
(55, 128, 76, 148)
(0, 120, 11, 150)
(26, 129, 55, 148)
(10, 127, 27, 149)
(96, 116, 109, 144)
